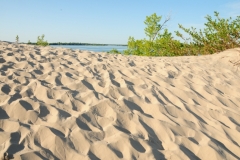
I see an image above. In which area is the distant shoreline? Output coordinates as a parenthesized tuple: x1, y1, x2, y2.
(49, 42, 128, 46)
(0, 41, 127, 46)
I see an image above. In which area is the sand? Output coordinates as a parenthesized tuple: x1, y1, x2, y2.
(0, 41, 240, 160)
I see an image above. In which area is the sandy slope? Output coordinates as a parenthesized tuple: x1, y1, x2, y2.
(0, 41, 240, 160)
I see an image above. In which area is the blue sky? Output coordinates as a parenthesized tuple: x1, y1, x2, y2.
(1, 0, 240, 44)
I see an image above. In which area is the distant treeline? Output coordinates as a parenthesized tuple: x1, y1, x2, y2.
(25, 41, 127, 46)
(49, 42, 127, 46)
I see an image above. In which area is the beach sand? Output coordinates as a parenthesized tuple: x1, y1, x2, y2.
(0, 41, 240, 160)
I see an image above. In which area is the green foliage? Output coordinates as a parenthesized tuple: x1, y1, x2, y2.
(107, 48, 121, 54)
(125, 11, 240, 57)
(144, 13, 161, 41)
(16, 35, 19, 44)
(176, 11, 240, 54)
(124, 13, 181, 56)
(27, 40, 32, 45)
(36, 34, 49, 46)
(144, 13, 171, 42)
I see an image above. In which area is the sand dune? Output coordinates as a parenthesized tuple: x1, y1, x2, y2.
(0, 41, 240, 160)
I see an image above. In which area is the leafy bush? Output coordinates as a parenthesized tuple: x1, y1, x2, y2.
(125, 11, 240, 57)
(36, 34, 49, 46)
(176, 11, 240, 55)
(107, 48, 121, 54)
(124, 13, 185, 56)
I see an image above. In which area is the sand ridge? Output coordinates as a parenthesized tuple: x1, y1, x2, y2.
(0, 41, 240, 160)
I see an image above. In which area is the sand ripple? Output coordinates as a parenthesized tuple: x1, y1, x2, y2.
(0, 42, 240, 160)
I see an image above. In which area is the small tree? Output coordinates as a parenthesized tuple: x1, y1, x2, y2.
(36, 34, 49, 46)
(16, 35, 19, 44)
(27, 40, 31, 44)
(144, 13, 170, 42)
(124, 13, 174, 56)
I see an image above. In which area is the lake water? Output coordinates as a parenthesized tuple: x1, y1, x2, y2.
(50, 45, 128, 53)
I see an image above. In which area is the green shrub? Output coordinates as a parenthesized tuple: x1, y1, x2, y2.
(176, 11, 240, 55)
(108, 48, 121, 54)
(36, 34, 49, 46)
(124, 13, 185, 56)
(125, 11, 240, 57)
